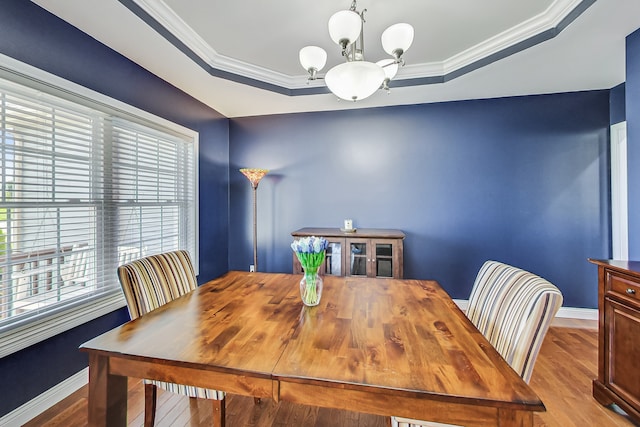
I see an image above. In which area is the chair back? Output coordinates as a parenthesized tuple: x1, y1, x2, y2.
(466, 260, 563, 383)
(117, 250, 197, 319)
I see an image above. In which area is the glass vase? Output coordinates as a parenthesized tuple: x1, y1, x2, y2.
(300, 268, 323, 307)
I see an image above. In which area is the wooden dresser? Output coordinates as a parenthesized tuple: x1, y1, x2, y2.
(589, 259, 640, 423)
(292, 227, 405, 278)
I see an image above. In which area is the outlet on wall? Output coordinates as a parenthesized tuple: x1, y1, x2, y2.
(249, 265, 255, 272)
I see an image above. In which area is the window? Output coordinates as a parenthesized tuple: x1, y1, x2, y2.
(0, 56, 198, 356)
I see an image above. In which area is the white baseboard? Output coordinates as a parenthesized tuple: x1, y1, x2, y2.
(0, 367, 88, 427)
(453, 299, 597, 320)
(554, 306, 598, 320)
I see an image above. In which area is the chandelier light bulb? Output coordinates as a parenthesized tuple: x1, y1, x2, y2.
(381, 23, 415, 58)
(299, 46, 328, 73)
(328, 10, 362, 48)
(325, 61, 385, 101)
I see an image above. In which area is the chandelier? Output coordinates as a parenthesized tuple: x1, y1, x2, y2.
(299, 0, 414, 102)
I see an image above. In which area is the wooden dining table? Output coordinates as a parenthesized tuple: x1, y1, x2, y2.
(80, 271, 545, 426)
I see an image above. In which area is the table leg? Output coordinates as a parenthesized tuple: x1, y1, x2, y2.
(88, 353, 127, 427)
(497, 408, 533, 427)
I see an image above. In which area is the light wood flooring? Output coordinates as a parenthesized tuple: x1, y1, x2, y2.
(24, 320, 640, 426)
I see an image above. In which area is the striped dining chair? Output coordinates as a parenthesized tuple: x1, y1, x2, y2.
(117, 250, 226, 427)
(391, 260, 563, 427)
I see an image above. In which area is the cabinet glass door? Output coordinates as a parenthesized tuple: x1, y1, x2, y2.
(350, 242, 367, 276)
(375, 243, 393, 277)
(324, 242, 342, 276)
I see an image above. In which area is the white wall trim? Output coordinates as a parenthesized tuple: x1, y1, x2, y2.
(611, 121, 629, 260)
(0, 53, 197, 137)
(0, 292, 126, 358)
(554, 306, 598, 320)
(453, 299, 597, 320)
(0, 368, 88, 427)
(131, 0, 587, 89)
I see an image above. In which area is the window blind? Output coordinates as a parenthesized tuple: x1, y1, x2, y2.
(0, 77, 197, 328)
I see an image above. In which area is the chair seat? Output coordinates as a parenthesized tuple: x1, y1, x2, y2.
(143, 379, 225, 400)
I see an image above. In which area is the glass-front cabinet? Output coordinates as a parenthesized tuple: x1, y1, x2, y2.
(373, 240, 395, 278)
(347, 238, 401, 278)
(325, 240, 344, 276)
(292, 228, 404, 278)
(349, 240, 368, 276)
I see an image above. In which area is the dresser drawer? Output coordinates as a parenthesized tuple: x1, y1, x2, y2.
(606, 271, 640, 306)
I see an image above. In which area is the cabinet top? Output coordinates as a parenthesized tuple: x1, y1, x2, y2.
(588, 258, 640, 276)
(292, 227, 405, 239)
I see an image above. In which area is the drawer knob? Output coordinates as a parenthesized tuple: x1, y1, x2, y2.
(626, 288, 636, 295)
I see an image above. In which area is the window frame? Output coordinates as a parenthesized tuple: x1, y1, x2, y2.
(0, 53, 199, 358)
(611, 121, 628, 260)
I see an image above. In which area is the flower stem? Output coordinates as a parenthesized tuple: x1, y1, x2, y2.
(302, 268, 319, 305)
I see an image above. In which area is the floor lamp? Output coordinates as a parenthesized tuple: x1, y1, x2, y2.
(240, 168, 269, 271)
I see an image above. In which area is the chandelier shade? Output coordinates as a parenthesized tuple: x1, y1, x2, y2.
(299, 46, 327, 73)
(381, 23, 415, 58)
(325, 61, 386, 101)
(328, 10, 362, 47)
(299, 0, 414, 102)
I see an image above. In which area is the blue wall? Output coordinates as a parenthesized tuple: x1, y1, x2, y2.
(229, 92, 611, 308)
(627, 29, 640, 258)
(610, 83, 626, 124)
(0, 0, 229, 417)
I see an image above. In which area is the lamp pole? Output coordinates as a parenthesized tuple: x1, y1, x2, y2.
(250, 183, 258, 270)
(239, 168, 269, 271)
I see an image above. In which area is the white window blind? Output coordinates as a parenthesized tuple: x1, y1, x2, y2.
(111, 120, 195, 259)
(0, 74, 197, 335)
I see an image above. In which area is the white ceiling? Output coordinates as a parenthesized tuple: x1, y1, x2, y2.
(32, 0, 640, 118)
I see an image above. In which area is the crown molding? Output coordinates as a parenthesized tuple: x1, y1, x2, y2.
(395, 0, 592, 80)
(127, 0, 594, 92)
(130, 0, 302, 89)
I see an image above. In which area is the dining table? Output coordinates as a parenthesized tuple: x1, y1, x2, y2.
(80, 271, 545, 426)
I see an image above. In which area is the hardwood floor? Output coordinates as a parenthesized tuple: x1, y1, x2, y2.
(24, 322, 640, 427)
